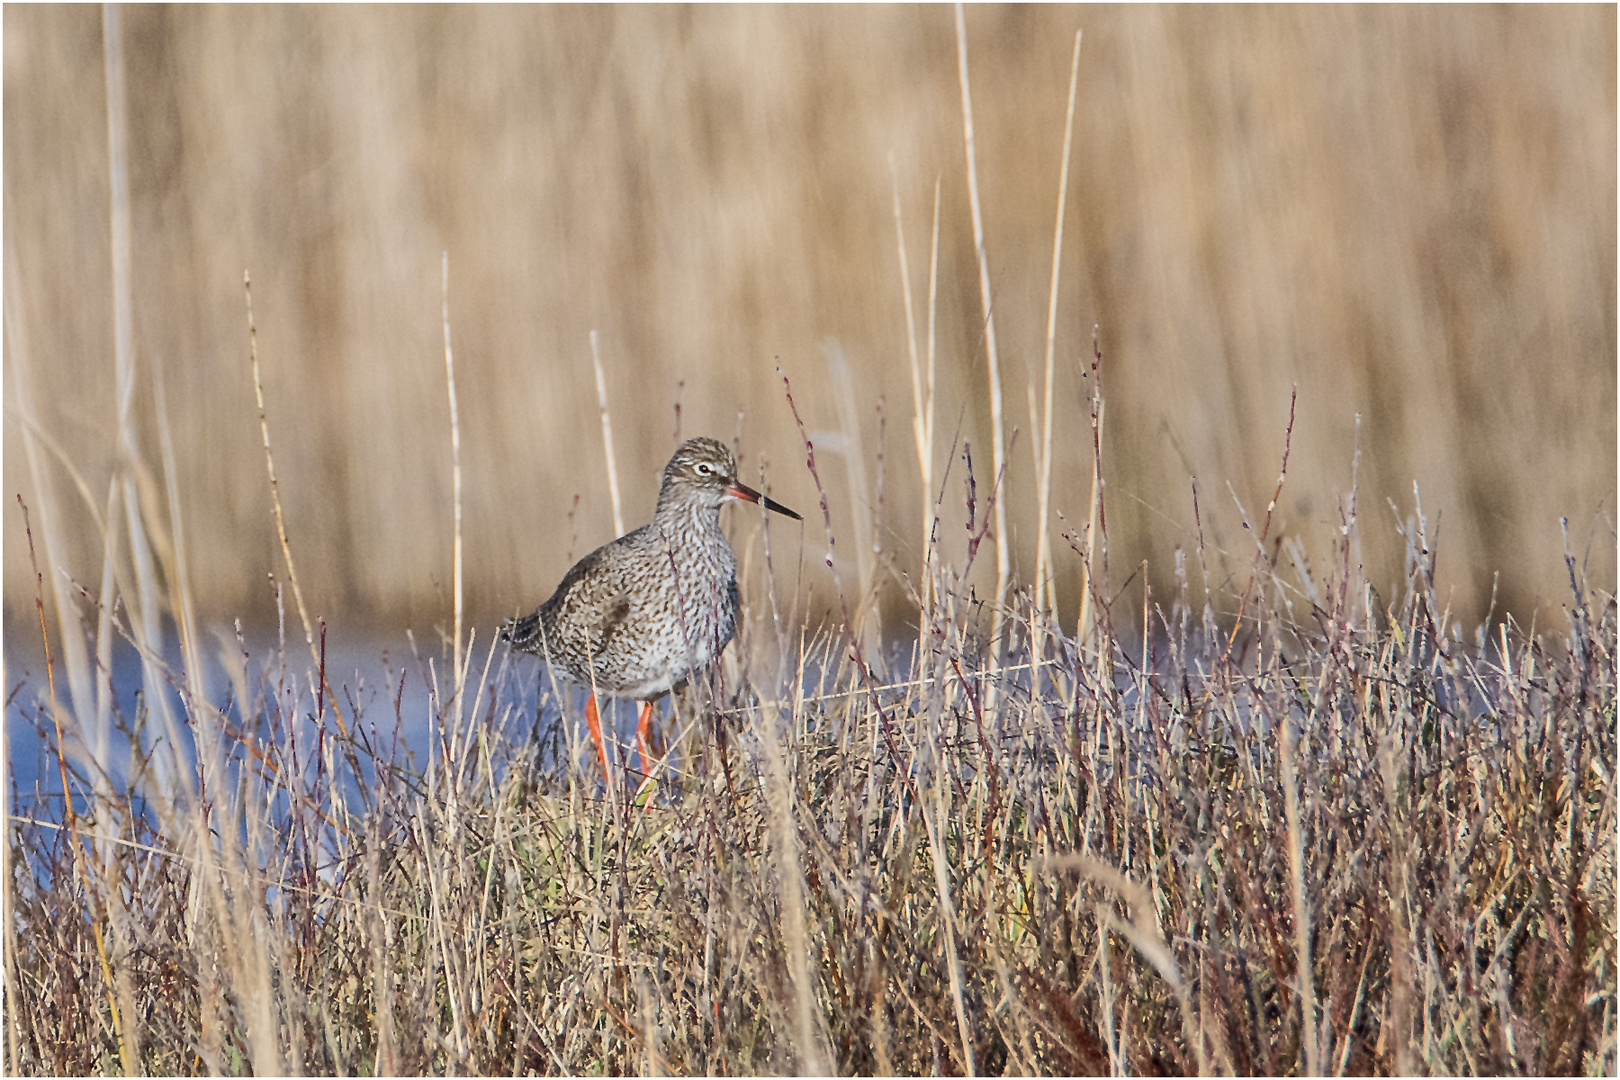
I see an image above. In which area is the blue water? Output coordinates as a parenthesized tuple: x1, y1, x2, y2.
(7, 611, 1179, 842)
(3, 619, 673, 829)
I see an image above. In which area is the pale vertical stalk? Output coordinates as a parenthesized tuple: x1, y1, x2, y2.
(590, 330, 625, 537)
(105, 3, 133, 458)
(94, 484, 118, 783)
(1035, 30, 1083, 619)
(245, 274, 348, 737)
(954, 3, 1009, 679)
(925, 178, 940, 559)
(106, 2, 170, 762)
(1096, 904, 1123, 1075)
(1061, 856, 1212, 1075)
(236, 790, 288, 1076)
(101, 12, 146, 1071)
(118, 478, 178, 768)
(10, 334, 130, 1064)
(1334, 923, 1374, 1076)
(923, 790, 977, 1076)
(822, 342, 876, 640)
(155, 358, 222, 940)
(244, 276, 312, 642)
(1025, 379, 1043, 469)
(635, 969, 661, 1077)
(443, 253, 464, 712)
(889, 163, 932, 621)
(1025, 376, 1048, 680)
(1280, 711, 1320, 1076)
(1381, 731, 1416, 1076)
(452, 630, 495, 796)
(419, 809, 470, 1062)
(1026, 377, 1044, 530)
(920, 182, 943, 650)
(761, 709, 830, 1072)
(1077, 396, 1104, 650)
(4, 238, 97, 749)
(153, 361, 204, 715)
(366, 844, 400, 1076)
(107, 0, 171, 768)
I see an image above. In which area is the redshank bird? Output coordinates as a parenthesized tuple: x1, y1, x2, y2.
(502, 437, 800, 789)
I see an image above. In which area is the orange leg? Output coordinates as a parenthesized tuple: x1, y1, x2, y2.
(633, 701, 657, 795)
(584, 694, 615, 792)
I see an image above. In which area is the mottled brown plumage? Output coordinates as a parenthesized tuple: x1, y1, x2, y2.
(502, 437, 799, 705)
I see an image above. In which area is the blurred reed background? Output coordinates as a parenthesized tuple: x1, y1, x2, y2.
(5, 4, 1614, 644)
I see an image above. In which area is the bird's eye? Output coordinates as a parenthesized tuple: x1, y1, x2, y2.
(695, 462, 713, 475)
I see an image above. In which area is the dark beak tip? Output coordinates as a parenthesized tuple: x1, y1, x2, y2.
(756, 492, 801, 520)
(729, 484, 801, 521)
(727, 480, 800, 521)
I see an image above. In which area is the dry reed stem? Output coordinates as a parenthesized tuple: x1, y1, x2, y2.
(152, 361, 205, 725)
(925, 181, 941, 549)
(1034, 28, 1083, 623)
(821, 342, 879, 648)
(1278, 692, 1320, 1076)
(954, 3, 1010, 686)
(590, 328, 626, 538)
(443, 253, 465, 709)
(5, 237, 100, 750)
(244, 273, 348, 740)
(99, 13, 143, 1069)
(890, 163, 941, 634)
(922, 785, 978, 1075)
(760, 705, 831, 1071)
(1076, 331, 1107, 655)
(15, 499, 127, 1072)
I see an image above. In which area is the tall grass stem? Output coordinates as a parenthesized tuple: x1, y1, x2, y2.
(244, 273, 349, 738)
(591, 329, 626, 538)
(443, 253, 465, 708)
(1035, 29, 1083, 620)
(954, 3, 1010, 686)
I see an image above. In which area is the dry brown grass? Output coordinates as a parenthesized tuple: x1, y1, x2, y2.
(5, 418, 1615, 1074)
(4, 8, 1616, 1075)
(3, 6, 1614, 636)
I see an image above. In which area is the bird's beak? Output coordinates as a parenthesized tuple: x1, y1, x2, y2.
(727, 481, 802, 521)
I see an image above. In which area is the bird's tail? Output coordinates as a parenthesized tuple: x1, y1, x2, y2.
(501, 610, 544, 652)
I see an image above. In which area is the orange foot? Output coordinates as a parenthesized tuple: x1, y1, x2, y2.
(633, 700, 657, 800)
(585, 694, 615, 793)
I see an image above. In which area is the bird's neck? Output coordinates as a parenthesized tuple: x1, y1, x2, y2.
(653, 499, 722, 542)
